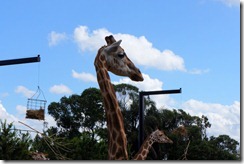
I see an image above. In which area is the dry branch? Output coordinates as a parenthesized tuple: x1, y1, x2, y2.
(179, 140, 190, 160)
(18, 121, 71, 160)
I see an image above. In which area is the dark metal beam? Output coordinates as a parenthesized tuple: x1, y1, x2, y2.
(138, 88, 182, 150)
(140, 88, 182, 96)
(0, 55, 40, 66)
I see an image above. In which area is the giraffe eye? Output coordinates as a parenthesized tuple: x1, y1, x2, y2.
(118, 52, 125, 58)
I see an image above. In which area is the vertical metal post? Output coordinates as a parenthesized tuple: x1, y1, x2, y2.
(138, 92, 144, 149)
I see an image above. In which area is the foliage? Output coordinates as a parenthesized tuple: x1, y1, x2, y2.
(47, 94, 83, 138)
(47, 87, 106, 139)
(0, 120, 32, 160)
(66, 132, 107, 160)
(0, 84, 240, 160)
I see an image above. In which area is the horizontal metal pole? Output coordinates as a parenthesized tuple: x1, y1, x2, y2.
(140, 88, 182, 96)
(28, 98, 47, 102)
(0, 55, 40, 66)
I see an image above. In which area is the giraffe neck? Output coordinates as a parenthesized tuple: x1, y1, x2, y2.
(95, 49, 128, 160)
(133, 135, 154, 160)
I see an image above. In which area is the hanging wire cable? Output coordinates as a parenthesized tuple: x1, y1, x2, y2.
(26, 55, 46, 121)
(36, 55, 48, 131)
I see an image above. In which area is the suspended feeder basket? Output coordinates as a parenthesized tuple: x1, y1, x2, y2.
(26, 86, 47, 120)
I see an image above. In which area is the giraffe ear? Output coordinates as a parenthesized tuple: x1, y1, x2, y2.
(104, 40, 122, 53)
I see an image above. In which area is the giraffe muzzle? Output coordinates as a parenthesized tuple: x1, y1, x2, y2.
(130, 71, 144, 81)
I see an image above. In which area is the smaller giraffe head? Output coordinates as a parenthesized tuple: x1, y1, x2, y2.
(98, 35, 144, 82)
(151, 129, 173, 144)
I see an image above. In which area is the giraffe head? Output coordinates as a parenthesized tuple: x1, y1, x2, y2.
(95, 35, 144, 82)
(151, 129, 173, 144)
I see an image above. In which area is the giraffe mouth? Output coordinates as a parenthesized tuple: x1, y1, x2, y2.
(130, 73, 144, 82)
(129, 68, 144, 81)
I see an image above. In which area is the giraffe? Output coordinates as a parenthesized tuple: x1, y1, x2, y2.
(133, 129, 173, 160)
(31, 152, 49, 160)
(94, 35, 143, 160)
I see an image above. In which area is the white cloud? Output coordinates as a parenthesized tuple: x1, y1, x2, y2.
(15, 86, 35, 98)
(49, 84, 72, 95)
(182, 99, 240, 142)
(48, 31, 67, 46)
(114, 73, 177, 109)
(114, 73, 163, 91)
(16, 105, 27, 115)
(0, 101, 57, 138)
(0, 92, 9, 98)
(73, 25, 186, 71)
(151, 95, 179, 109)
(0, 101, 18, 123)
(17, 113, 57, 135)
(72, 70, 97, 82)
(116, 35, 186, 71)
(188, 68, 210, 75)
(74, 26, 111, 52)
(216, 0, 240, 7)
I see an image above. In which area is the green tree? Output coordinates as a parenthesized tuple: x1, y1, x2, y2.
(0, 119, 32, 160)
(48, 94, 82, 138)
(48, 88, 106, 139)
(45, 84, 239, 160)
(208, 135, 239, 159)
(66, 132, 107, 160)
(79, 88, 106, 140)
(47, 88, 107, 159)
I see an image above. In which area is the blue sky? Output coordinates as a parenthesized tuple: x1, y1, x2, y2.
(0, 0, 241, 144)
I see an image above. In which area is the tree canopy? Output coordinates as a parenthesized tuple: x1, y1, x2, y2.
(0, 84, 240, 160)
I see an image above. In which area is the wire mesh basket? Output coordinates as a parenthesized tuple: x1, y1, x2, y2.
(26, 86, 47, 120)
